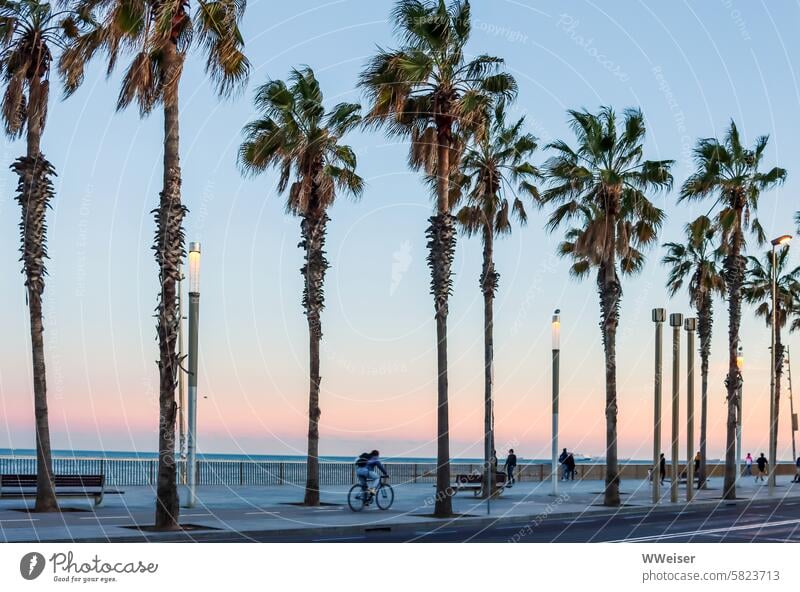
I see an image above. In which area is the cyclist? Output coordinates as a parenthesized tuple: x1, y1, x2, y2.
(357, 449, 389, 494)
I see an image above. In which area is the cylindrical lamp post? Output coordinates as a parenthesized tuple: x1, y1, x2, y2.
(736, 346, 744, 483)
(186, 242, 201, 508)
(652, 308, 665, 504)
(684, 318, 697, 502)
(769, 235, 792, 495)
(669, 313, 683, 503)
(551, 309, 561, 496)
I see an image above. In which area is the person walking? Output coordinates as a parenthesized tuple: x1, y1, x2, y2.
(744, 452, 753, 477)
(504, 449, 517, 486)
(659, 453, 666, 485)
(565, 453, 576, 480)
(792, 457, 800, 484)
(558, 448, 568, 480)
(756, 453, 768, 483)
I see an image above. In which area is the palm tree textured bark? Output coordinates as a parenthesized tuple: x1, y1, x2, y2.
(154, 41, 185, 530)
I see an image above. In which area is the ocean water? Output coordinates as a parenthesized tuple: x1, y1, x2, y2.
(0, 448, 652, 464)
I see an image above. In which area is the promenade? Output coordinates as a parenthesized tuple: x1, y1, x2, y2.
(3, 476, 800, 542)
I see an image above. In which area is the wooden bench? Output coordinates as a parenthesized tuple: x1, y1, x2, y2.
(0, 474, 124, 507)
(452, 472, 507, 497)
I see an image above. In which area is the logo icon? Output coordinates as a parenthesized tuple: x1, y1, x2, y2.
(20, 552, 45, 580)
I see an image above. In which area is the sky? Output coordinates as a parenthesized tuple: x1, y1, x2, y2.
(2, 0, 800, 462)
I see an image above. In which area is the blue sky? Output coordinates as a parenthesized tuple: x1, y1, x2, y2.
(1, 0, 799, 461)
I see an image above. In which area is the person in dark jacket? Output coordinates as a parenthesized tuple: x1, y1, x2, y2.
(565, 453, 576, 480)
(793, 457, 800, 483)
(756, 453, 768, 482)
(659, 453, 666, 485)
(559, 448, 568, 480)
(504, 449, 517, 485)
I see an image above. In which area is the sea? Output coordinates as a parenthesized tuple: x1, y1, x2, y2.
(0, 448, 664, 465)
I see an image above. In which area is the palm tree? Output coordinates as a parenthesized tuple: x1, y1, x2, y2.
(454, 104, 539, 496)
(60, 0, 249, 529)
(743, 247, 800, 481)
(0, 0, 80, 513)
(359, 0, 516, 517)
(662, 215, 725, 488)
(680, 121, 786, 500)
(541, 107, 673, 506)
(239, 67, 363, 506)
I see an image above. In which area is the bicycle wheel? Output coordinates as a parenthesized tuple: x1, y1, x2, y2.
(375, 483, 394, 510)
(347, 484, 366, 512)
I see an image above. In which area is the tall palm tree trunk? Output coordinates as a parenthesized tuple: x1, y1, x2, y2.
(598, 261, 621, 506)
(154, 42, 185, 530)
(15, 74, 58, 513)
(301, 206, 328, 506)
(481, 228, 498, 498)
(431, 125, 454, 517)
(697, 299, 712, 489)
(722, 228, 745, 500)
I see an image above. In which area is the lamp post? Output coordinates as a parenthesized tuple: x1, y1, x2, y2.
(769, 234, 792, 495)
(551, 310, 561, 496)
(736, 346, 743, 483)
(186, 242, 201, 508)
(684, 318, 697, 501)
(669, 313, 683, 503)
(652, 309, 665, 504)
(177, 269, 186, 484)
(787, 348, 797, 464)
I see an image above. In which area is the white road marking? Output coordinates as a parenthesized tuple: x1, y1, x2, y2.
(0, 518, 39, 523)
(414, 530, 457, 536)
(245, 511, 281, 515)
(608, 518, 800, 543)
(312, 535, 364, 542)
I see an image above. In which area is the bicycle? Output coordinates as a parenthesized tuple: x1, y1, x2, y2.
(347, 475, 394, 511)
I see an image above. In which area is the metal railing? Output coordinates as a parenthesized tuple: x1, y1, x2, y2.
(1, 457, 793, 487)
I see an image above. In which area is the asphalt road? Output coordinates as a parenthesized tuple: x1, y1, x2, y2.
(72, 497, 800, 543)
(257, 498, 800, 542)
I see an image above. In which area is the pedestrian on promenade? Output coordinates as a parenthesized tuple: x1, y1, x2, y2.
(659, 453, 666, 485)
(565, 453, 576, 480)
(504, 449, 517, 486)
(744, 452, 753, 476)
(559, 448, 568, 480)
(793, 457, 800, 483)
(756, 453, 768, 482)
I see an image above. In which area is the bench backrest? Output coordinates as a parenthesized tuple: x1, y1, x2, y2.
(1, 474, 104, 488)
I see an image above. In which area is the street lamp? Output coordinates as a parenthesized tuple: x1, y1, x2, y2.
(669, 313, 683, 503)
(652, 309, 665, 504)
(684, 318, 697, 501)
(736, 346, 744, 483)
(186, 242, 201, 508)
(769, 234, 792, 495)
(551, 309, 561, 496)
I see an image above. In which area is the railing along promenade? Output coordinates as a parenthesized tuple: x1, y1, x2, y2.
(1, 457, 795, 487)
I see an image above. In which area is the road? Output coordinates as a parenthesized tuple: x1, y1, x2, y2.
(69, 497, 800, 543)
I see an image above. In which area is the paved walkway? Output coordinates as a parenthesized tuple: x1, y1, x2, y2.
(2, 476, 799, 542)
